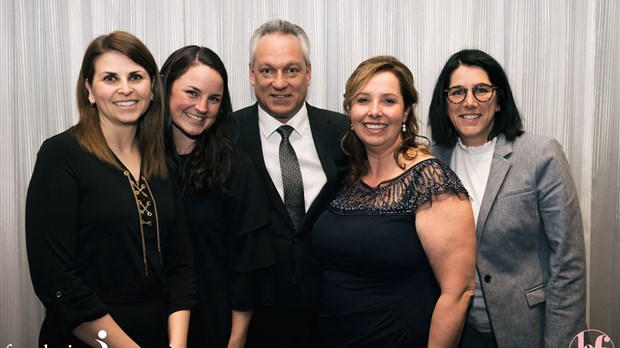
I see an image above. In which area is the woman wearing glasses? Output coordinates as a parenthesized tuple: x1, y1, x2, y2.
(428, 49, 586, 347)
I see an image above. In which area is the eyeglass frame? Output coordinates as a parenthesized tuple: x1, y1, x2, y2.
(444, 83, 499, 104)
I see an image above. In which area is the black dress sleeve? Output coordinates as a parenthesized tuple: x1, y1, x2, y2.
(25, 134, 108, 330)
(410, 158, 469, 212)
(226, 148, 276, 311)
(163, 167, 197, 315)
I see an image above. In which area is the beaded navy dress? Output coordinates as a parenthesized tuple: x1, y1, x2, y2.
(313, 158, 468, 347)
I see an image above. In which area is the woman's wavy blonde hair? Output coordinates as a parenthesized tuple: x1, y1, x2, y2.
(341, 55, 429, 182)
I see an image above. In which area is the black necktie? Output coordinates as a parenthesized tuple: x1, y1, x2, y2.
(276, 125, 305, 231)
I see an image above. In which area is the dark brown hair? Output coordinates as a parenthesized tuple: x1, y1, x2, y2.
(73, 31, 167, 179)
(161, 45, 233, 194)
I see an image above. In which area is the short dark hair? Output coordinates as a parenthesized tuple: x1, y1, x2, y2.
(428, 49, 524, 146)
(161, 45, 233, 193)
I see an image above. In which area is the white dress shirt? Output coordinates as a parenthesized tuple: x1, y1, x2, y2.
(258, 104, 327, 212)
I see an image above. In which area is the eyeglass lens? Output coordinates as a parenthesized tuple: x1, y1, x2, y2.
(446, 84, 495, 103)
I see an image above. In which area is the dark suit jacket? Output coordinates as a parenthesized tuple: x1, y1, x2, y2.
(433, 133, 586, 347)
(233, 102, 349, 307)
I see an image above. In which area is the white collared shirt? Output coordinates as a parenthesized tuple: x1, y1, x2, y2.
(258, 104, 327, 212)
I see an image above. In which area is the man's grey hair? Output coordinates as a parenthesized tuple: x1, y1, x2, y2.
(249, 19, 311, 67)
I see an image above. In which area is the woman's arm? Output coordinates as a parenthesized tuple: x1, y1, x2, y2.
(535, 139, 587, 345)
(227, 310, 253, 348)
(416, 194, 476, 348)
(26, 136, 110, 331)
(164, 181, 195, 348)
(226, 149, 276, 348)
(168, 309, 191, 348)
(72, 314, 139, 347)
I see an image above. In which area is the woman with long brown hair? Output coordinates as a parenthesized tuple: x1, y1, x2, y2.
(26, 31, 195, 347)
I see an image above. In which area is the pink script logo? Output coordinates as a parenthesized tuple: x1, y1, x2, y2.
(570, 329, 615, 348)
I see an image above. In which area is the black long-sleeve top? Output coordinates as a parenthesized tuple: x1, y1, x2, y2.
(180, 148, 276, 347)
(26, 131, 196, 340)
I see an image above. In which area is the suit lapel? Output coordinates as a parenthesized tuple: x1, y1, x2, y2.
(238, 103, 344, 234)
(476, 134, 512, 245)
(433, 138, 512, 246)
(236, 104, 292, 225)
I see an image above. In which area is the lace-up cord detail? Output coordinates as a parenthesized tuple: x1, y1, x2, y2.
(124, 171, 162, 277)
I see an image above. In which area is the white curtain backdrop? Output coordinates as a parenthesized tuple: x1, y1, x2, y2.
(1, 0, 618, 346)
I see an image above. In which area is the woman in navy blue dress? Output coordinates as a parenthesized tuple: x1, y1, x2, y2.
(313, 56, 476, 347)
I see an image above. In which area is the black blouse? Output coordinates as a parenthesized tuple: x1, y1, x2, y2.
(26, 131, 196, 335)
(179, 148, 275, 347)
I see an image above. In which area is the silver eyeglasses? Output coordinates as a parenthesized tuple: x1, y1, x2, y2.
(444, 83, 498, 104)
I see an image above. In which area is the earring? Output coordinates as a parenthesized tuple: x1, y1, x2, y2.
(402, 122, 407, 133)
(350, 123, 354, 130)
(90, 102, 95, 107)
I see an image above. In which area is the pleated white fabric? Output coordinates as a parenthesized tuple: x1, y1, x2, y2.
(1, 0, 618, 346)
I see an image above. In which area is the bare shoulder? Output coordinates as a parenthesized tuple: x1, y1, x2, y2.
(403, 149, 435, 169)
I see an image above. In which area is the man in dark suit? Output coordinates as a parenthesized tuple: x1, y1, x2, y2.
(232, 19, 348, 348)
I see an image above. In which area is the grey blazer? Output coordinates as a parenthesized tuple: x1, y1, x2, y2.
(433, 133, 587, 348)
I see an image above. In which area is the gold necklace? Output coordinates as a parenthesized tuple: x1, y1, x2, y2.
(124, 171, 162, 277)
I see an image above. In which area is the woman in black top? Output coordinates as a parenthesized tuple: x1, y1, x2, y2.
(161, 45, 275, 348)
(26, 31, 196, 347)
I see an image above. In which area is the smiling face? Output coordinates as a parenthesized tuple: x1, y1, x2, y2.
(168, 63, 224, 147)
(447, 65, 500, 146)
(349, 71, 409, 154)
(250, 33, 311, 122)
(85, 51, 153, 129)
